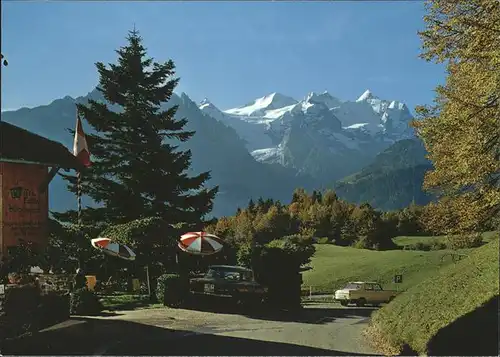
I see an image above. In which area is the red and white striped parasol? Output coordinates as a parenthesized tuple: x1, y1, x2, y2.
(178, 232, 223, 256)
(91, 237, 136, 261)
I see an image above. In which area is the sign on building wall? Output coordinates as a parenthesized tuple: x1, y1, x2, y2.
(1, 163, 49, 254)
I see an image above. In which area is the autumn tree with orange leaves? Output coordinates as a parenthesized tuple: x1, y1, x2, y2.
(413, 0, 500, 236)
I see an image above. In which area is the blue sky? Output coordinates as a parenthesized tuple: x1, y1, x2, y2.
(1, 1, 445, 113)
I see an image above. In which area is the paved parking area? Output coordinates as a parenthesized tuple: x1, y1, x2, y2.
(2, 303, 379, 356)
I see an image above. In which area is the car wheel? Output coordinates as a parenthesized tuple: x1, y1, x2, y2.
(260, 296, 272, 311)
(388, 296, 395, 303)
(248, 295, 263, 307)
(231, 294, 243, 306)
(356, 298, 366, 307)
(340, 301, 348, 307)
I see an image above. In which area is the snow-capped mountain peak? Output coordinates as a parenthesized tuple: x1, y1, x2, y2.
(199, 98, 215, 110)
(198, 97, 228, 123)
(356, 89, 377, 102)
(224, 92, 298, 117)
(199, 88, 415, 174)
(304, 91, 342, 109)
(305, 90, 331, 100)
(388, 100, 407, 111)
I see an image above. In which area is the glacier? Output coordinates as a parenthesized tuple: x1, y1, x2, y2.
(199, 89, 415, 183)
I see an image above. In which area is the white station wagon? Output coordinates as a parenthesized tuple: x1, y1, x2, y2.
(334, 281, 399, 307)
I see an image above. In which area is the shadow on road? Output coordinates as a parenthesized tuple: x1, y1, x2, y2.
(1, 317, 375, 356)
(181, 299, 376, 324)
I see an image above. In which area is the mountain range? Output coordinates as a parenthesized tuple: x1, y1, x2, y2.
(200, 89, 415, 183)
(1, 88, 430, 217)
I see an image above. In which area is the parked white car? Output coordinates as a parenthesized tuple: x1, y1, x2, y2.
(334, 281, 398, 307)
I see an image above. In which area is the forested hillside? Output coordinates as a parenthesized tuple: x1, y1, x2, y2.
(334, 139, 433, 210)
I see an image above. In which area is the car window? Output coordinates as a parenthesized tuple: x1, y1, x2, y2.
(204, 269, 218, 278)
(365, 284, 373, 290)
(344, 283, 361, 290)
(206, 268, 253, 281)
(222, 271, 240, 281)
(374, 284, 382, 291)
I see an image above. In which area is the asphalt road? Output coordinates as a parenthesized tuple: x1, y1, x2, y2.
(2, 303, 380, 356)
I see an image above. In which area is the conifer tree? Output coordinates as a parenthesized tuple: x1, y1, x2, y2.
(55, 29, 218, 226)
(247, 199, 256, 215)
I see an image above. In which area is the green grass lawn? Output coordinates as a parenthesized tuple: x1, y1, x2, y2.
(301, 232, 498, 294)
(365, 237, 499, 355)
(302, 244, 469, 294)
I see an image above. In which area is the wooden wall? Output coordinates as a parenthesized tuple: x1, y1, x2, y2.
(0, 162, 49, 256)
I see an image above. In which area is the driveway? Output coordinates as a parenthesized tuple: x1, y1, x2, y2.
(2, 303, 379, 356)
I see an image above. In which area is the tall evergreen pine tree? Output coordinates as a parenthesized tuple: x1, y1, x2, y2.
(55, 30, 218, 226)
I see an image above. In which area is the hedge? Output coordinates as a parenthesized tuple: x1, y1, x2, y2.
(156, 274, 189, 308)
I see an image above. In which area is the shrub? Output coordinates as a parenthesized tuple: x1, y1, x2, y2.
(446, 233, 483, 250)
(2, 285, 41, 338)
(352, 236, 372, 249)
(415, 242, 430, 251)
(236, 242, 252, 267)
(404, 240, 447, 251)
(283, 235, 316, 264)
(430, 239, 447, 251)
(70, 288, 103, 315)
(4, 284, 40, 312)
(5, 240, 44, 274)
(156, 273, 189, 308)
(406, 242, 431, 251)
(39, 292, 70, 329)
(253, 246, 300, 309)
(316, 237, 330, 244)
(252, 235, 315, 310)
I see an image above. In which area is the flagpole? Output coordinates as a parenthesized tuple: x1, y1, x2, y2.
(75, 108, 83, 227)
(73, 106, 91, 271)
(76, 108, 82, 272)
(145, 265, 151, 299)
(77, 170, 82, 226)
(74, 108, 91, 226)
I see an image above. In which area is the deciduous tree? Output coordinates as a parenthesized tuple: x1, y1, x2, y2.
(413, 0, 500, 234)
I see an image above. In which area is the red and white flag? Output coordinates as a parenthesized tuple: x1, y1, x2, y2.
(73, 114, 91, 167)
